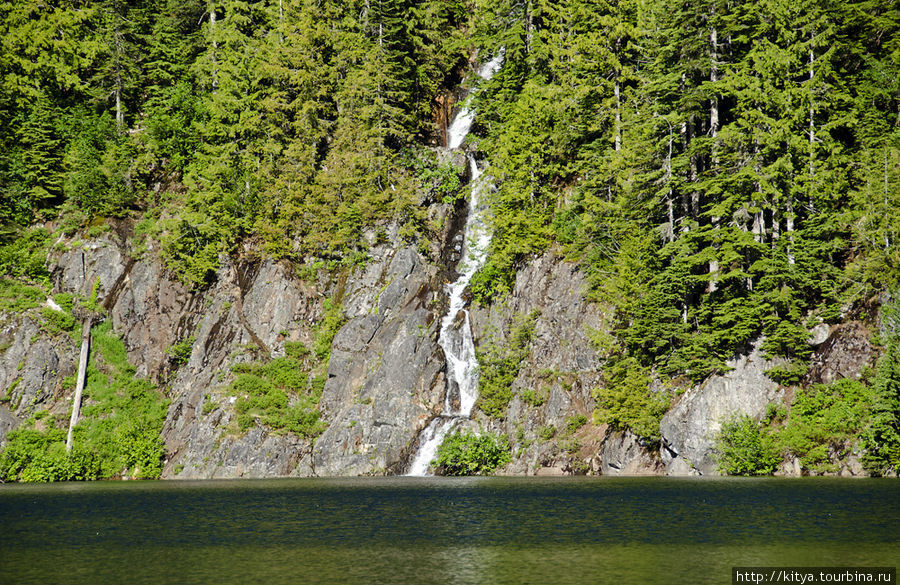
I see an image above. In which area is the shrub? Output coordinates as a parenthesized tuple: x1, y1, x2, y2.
(0, 279, 45, 313)
(476, 310, 539, 419)
(313, 299, 344, 361)
(167, 336, 196, 367)
(0, 227, 51, 282)
(225, 344, 326, 439)
(862, 333, 900, 476)
(520, 386, 547, 407)
(715, 413, 781, 476)
(0, 321, 168, 482)
(565, 414, 588, 435)
(433, 430, 511, 476)
(40, 306, 76, 334)
(538, 425, 557, 441)
(594, 356, 670, 442)
(778, 380, 873, 473)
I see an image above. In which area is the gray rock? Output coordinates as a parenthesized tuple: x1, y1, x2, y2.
(807, 321, 874, 385)
(314, 246, 445, 476)
(0, 406, 18, 447)
(659, 339, 786, 475)
(807, 323, 831, 346)
(54, 236, 127, 299)
(0, 316, 75, 429)
(600, 430, 665, 475)
(468, 250, 604, 474)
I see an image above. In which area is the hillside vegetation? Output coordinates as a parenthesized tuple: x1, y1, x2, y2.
(0, 0, 899, 477)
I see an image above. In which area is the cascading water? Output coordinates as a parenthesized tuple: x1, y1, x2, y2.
(406, 53, 502, 477)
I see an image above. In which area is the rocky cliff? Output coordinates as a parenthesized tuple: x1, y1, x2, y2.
(0, 214, 881, 479)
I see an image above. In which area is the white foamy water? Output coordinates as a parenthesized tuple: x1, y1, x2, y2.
(406, 53, 502, 477)
(446, 51, 505, 150)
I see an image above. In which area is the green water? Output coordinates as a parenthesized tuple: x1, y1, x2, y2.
(1, 477, 897, 585)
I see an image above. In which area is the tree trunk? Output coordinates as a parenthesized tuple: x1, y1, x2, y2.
(210, 3, 218, 91)
(663, 116, 674, 242)
(710, 25, 719, 141)
(808, 28, 816, 201)
(66, 319, 92, 453)
(786, 196, 796, 265)
(526, 0, 533, 55)
(614, 80, 622, 153)
(708, 22, 720, 291)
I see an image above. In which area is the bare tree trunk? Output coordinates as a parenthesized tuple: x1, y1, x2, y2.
(526, 0, 533, 55)
(66, 319, 92, 453)
(689, 116, 700, 220)
(115, 82, 123, 133)
(210, 3, 218, 91)
(614, 80, 622, 153)
(661, 115, 675, 242)
(708, 22, 720, 291)
(809, 29, 816, 188)
(710, 25, 719, 141)
(786, 196, 796, 265)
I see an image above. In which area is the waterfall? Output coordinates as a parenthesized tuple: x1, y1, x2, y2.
(406, 53, 502, 477)
(446, 51, 504, 150)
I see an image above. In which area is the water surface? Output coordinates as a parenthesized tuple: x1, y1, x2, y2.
(1, 477, 897, 584)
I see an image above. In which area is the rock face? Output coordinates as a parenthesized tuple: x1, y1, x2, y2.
(312, 247, 446, 476)
(601, 430, 665, 476)
(807, 322, 874, 385)
(0, 222, 881, 478)
(469, 250, 606, 475)
(0, 315, 77, 446)
(659, 341, 786, 475)
(158, 257, 326, 479)
(0, 213, 457, 478)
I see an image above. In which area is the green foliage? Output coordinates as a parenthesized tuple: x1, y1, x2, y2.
(594, 357, 670, 442)
(284, 341, 311, 360)
(0, 227, 50, 282)
(0, 428, 102, 483)
(466, 0, 899, 392)
(766, 361, 811, 386)
(433, 430, 512, 476)
(313, 299, 345, 362)
(564, 414, 588, 435)
(779, 380, 874, 473)
(77, 277, 106, 317)
(0, 279, 45, 313)
(167, 336, 196, 367)
(409, 150, 464, 204)
(226, 345, 326, 439)
(715, 413, 781, 476)
(0, 321, 168, 482)
(862, 300, 900, 475)
(476, 310, 539, 418)
(40, 306, 75, 335)
(520, 386, 547, 407)
(63, 111, 140, 218)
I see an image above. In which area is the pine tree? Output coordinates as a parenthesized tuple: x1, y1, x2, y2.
(863, 301, 900, 476)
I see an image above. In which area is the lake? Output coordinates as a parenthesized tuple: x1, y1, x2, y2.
(1, 477, 898, 585)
